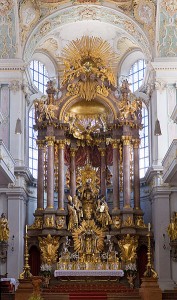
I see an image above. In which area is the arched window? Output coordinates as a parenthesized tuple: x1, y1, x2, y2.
(127, 59, 148, 178)
(30, 60, 49, 93)
(29, 60, 49, 178)
(129, 59, 146, 92)
(29, 106, 38, 179)
(139, 106, 149, 178)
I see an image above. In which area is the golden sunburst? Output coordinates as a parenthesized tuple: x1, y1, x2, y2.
(60, 36, 117, 101)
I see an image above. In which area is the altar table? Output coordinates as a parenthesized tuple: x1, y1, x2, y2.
(54, 270, 124, 281)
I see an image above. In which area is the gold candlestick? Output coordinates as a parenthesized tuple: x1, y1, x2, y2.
(144, 225, 158, 278)
(19, 227, 32, 279)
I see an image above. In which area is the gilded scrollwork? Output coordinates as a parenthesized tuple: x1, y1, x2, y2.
(118, 234, 138, 263)
(28, 217, 43, 230)
(60, 36, 116, 101)
(56, 216, 65, 229)
(112, 216, 122, 229)
(38, 234, 59, 265)
(135, 216, 146, 228)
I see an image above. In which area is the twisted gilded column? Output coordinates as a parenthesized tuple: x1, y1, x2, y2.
(58, 140, 65, 210)
(45, 136, 55, 209)
(36, 140, 45, 210)
(122, 136, 131, 208)
(133, 139, 141, 209)
(99, 148, 106, 196)
(70, 148, 76, 198)
(112, 140, 120, 211)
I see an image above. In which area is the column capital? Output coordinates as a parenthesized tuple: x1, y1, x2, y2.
(70, 148, 77, 157)
(111, 139, 120, 149)
(122, 136, 132, 145)
(99, 147, 106, 156)
(45, 136, 55, 146)
(132, 138, 140, 148)
(36, 140, 45, 149)
(57, 140, 66, 149)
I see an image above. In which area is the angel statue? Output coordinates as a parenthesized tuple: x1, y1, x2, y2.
(70, 119, 101, 142)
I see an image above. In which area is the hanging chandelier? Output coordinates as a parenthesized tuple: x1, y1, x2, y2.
(60, 36, 117, 101)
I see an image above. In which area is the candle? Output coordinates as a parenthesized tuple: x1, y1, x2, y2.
(25, 225, 28, 234)
(148, 223, 151, 232)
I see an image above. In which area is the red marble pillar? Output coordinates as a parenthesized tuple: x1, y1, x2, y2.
(133, 139, 141, 209)
(58, 140, 65, 210)
(100, 148, 106, 196)
(112, 140, 120, 211)
(36, 141, 45, 210)
(70, 148, 76, 198)
(46, 136, 55, 209)
(122, 136, 131, 208)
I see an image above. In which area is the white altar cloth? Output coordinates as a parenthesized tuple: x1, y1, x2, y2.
(54, 270, 124, 277)
(0, 278, 16, 285)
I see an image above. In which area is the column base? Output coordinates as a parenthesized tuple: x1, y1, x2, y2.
(15, 279, 33, 300)
(158, 279, 175, 291)
(139, 277, 162, 300)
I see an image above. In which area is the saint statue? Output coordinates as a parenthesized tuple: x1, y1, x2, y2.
(96, 196, 112, 229)
(73, 195, 83, 223)
(67, 195, 78, 231)
(0, 213, 9, 242)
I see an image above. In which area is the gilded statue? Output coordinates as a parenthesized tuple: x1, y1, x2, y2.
(0, 213, 9, 242)
(167, 214, 177, 241)
(96, 196, 112, 229)
(38, 234, 59, 265)
(118, 234, 138, 263)
(67, 195, 78, 231)
(73, 195, 83, 223)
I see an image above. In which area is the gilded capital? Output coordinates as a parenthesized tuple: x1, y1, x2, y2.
(36, 140, 45, 149)
(70, 148, 77, 157)
(99, 148, 106, 156)
(45, 136, 55, 146)
(57, 140, 66, 149)
(132, 139, 140, 149)
(112, 139, 120, 149)
(122, 136, 132, 146)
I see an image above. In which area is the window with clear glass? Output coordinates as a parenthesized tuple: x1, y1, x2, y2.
(129, 60, 146, 92)
(139, 107, 149, 178)
(29, 60, 49, 178)
(30, 60, 49, 94)
(29, 106, 38, 179)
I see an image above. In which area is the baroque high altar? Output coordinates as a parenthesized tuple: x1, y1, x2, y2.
(27, 36, 148, 275)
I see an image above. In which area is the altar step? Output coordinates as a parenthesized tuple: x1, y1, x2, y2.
(162, 290, 177, 299)
(42, 292, 141, 300)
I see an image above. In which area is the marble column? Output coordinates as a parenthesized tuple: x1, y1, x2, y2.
(58, 140, 65, 210)
(112, 140, 120, 211)
(70, 148, 76, 198)
(46, 136, 55, 209)
(122, 136, 131, 208)
(133, 139, 140, 210)
(100, 148, 106, 196)
(36, 140, 45, 210)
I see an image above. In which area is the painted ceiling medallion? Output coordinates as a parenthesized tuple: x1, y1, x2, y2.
(60, 36, 117, 101)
